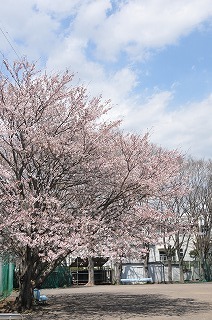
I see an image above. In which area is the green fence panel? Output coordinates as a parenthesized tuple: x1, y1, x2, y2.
(41, 266, 72, 289)
(0, 261, 14, 299)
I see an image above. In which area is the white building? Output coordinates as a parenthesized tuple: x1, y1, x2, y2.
(121, 238, 201, 283)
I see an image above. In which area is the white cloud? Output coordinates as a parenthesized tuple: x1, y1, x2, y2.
(121, 91, 212, 159)
(34, 0, 82, 17)
(0, 0, 60, 61)
(91, 0, 212, 61)
(2, 0, 212, 64)
(72, 0, 111, 39)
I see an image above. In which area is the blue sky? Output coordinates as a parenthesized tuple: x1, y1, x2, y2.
(0, 0, 212, 159)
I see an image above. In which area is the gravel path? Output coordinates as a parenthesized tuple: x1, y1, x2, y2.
(21, 282, 212, 319)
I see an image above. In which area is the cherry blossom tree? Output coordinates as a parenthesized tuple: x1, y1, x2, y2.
(0, 59, 119, 309)
(0, 58, 188, 309)
(72, 133, 188, 285)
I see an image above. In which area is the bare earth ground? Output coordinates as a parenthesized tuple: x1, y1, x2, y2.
(7, 283, 212, 320)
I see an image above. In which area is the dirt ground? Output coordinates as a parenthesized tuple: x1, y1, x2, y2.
(6, 282, 212, 320)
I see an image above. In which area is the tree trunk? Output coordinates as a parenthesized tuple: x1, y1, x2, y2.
(200, 256, 209, 281)
(144, 252, 149, 278)
(112, 260, 122, 284)
(86, 256, 95, 286)
(179, 260, 184, 283)
(16, 265, 34, 311)
(167, 258, 172, 283)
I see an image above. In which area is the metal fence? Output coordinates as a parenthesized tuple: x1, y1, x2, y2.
(41, 266, 72, 289)
(0, 259, 14, 299)
(71, 269, 112, 285)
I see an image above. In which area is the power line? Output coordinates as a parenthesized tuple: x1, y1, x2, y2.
(0, 25, 21, 60)
(0, 25, 29, 87)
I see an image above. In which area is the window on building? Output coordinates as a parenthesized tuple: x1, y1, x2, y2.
(179, 249, 184, 258)
(159, 249, 176, 262)
(159, 250, 167, 262)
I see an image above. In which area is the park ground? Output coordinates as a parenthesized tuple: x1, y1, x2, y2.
(3, 282, 212, 320)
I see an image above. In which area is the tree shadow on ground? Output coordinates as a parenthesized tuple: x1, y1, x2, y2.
(24, 293, 211, 319)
